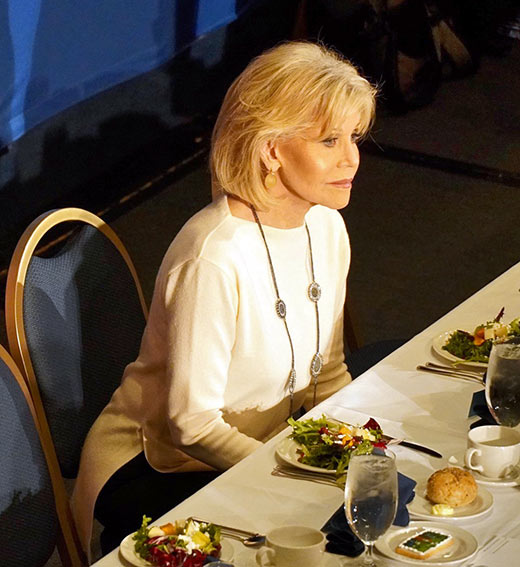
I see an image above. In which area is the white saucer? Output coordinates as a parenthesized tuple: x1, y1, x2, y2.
(471, 466, 520, 486)
(376, 522, 478, 565)
(408, 483, 493, 521)
(244, 551, 345, 567)
(322, 553, 346, 566)
(120, 533, 233, 567)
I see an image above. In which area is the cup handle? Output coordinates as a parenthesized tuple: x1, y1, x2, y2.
(256, 547, 275, 566)
(465, 447, 484, 473)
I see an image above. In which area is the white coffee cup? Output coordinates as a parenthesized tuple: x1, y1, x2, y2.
(465, 425, 520, 478)
(255, 525, 325, 567)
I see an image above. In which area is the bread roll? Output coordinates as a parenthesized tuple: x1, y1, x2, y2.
(426, 467, 477, 507)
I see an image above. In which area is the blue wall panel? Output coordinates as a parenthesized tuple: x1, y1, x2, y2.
(0, 1, 255, 146)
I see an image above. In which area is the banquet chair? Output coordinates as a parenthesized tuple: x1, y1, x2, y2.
(343, 297, 407, 378)
(0, 343, 84, 566)
(5, 208, 148, 559)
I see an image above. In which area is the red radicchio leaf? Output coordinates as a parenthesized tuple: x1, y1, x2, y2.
(363, 418, 381, 431)
(148, 546, 207, 567)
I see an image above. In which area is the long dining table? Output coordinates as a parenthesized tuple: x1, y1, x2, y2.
(92, 261, 520, 567)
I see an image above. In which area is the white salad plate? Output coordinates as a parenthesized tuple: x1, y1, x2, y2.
(471, 465, 520, 487)
(119, 533, 234, 567)
(408, 483, 493, 522)
(432, 331, 488, 368)
(275, 436, 337, 475)
(375, 522, 478, 565)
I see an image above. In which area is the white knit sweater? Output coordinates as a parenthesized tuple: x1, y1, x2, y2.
(72, 196, 351, 555)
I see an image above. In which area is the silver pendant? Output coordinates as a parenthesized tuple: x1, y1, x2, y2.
(308, 282, 321, 302)
(275, 298, 287, 318)
(310, 352, 323, 377)
(287, 368, 296, 393)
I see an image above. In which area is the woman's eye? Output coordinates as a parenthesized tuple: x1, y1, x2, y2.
(322, 137, 338, 147)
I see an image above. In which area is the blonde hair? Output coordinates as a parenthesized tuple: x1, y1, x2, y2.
(211, 41, 377, 209)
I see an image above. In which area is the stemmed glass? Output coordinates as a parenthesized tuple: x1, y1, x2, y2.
(485, 337, 520, 427)
(344, 451, 398, 566)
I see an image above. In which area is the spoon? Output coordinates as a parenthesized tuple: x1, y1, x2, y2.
(230, 533, 266, 547)
(190, 517, 266, 547)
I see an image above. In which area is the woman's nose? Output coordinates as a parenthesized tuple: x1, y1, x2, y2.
(337, 142, 359, 168)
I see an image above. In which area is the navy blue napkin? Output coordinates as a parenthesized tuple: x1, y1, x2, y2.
(205, 557, 233, 566)
(321, 472, 416, 557)
(469, 390, 497, 428)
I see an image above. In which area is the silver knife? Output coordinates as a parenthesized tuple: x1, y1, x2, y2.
(330, 417, 443, 459)
(383, 435, 442, 458)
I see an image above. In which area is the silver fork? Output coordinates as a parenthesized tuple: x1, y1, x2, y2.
(426, 361, 485, 379)
(271, 465, 342, 487)
(416, 363, 485, 384)
(189, 517, 266, 547)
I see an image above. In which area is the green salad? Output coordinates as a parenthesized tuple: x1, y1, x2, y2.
(442, 308, 520, 363)
(132, 516, 221, 567)
(287, 415, 386, 475)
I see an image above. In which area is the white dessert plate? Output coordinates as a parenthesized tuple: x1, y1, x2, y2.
(120, 533, 233, 567)
(375, 522, 478, 565)
(408, 482, 493, 521)
(432, 331, 488, 368)
(275, 436, 337, 475)
(471, 465, 520, 486)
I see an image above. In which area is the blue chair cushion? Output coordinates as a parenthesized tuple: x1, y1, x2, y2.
(0, 358, 59, 566)
(23, 224, 146, 477)
(346, 339, 407, 379)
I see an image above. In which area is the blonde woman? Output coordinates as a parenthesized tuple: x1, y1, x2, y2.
(72, 41, 377, 558)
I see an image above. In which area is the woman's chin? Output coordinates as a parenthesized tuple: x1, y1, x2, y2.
(322, 191, 351, 211)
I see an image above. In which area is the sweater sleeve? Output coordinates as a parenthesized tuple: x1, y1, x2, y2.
(163, 258, 262, 470)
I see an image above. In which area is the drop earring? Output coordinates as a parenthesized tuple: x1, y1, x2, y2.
(264, 169, 277, 189)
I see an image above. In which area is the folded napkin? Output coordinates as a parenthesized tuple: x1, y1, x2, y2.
(469, 390, 497, 428)
(205, 557, 234, 566)
(322, 472, 416, 557)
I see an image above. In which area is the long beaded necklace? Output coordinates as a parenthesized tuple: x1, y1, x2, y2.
(251, 206, 323, 416)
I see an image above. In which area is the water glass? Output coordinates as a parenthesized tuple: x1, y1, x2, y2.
(485, 337, 520, 427)
(344, 451, 398, 566)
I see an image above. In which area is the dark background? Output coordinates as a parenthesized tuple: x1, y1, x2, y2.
(1, 0, 519, 351)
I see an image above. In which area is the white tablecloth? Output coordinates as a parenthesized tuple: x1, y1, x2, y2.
(92, 261, 520, 567)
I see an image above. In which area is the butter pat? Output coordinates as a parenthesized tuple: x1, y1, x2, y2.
(431, 504, 454, 516)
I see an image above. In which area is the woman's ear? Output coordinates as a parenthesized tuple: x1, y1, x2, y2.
(261, 141, 281, 172)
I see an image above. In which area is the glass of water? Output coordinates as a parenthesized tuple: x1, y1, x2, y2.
(344, 451, 398, 566)
(486, 337, 520, 427)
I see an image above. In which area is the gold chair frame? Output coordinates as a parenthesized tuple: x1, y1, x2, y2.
(5, 208, 149, 565)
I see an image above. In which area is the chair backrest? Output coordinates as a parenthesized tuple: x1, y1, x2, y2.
(0, 344, 79, 566)
(344, 297, 360, 354)
(6, 208, 148, 480)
